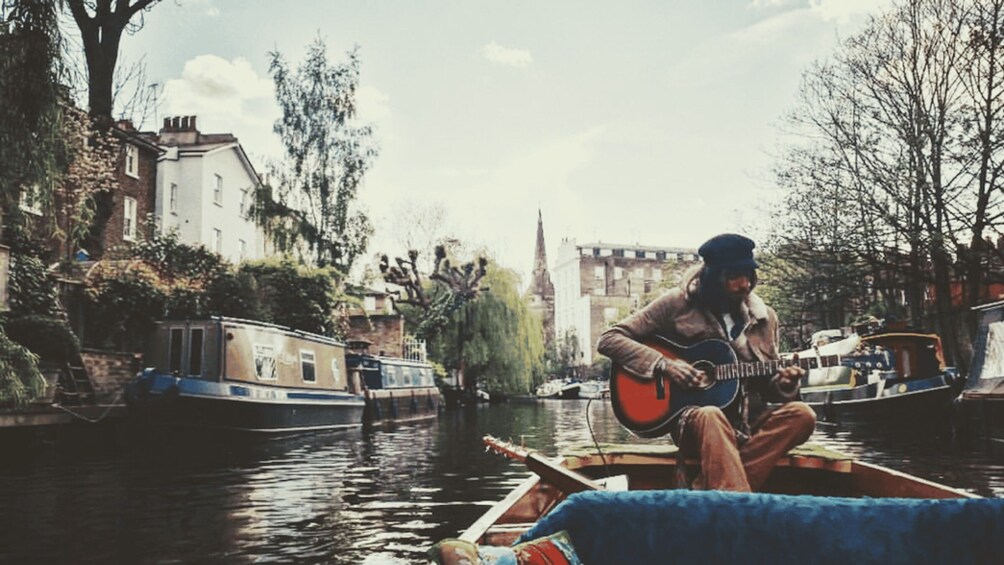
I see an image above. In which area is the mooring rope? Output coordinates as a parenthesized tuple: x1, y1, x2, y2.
(54, 389, 125, 424)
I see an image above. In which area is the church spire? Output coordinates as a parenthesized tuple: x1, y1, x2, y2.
(534, 209, 548, 275)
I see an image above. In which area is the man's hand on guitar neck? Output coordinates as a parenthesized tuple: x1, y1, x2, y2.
(654, 356, 706, 389)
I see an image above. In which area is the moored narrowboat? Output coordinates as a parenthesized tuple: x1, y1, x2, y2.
(789, 328, 962, 423)
(126, 317, 365, 432)
(960, 300, 1004, 438)
(345, 340, 440, 423)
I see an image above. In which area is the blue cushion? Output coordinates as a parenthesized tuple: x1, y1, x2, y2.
(516, 490, 1004, 564)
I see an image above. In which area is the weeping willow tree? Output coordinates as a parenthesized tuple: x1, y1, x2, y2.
(0, 0, 67, 407)
(427, 260, 545, 395)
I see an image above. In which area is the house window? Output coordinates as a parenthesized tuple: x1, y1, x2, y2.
(238, 239, 247, 259)
(169, 183, 178, 213)
(212, 228, 222, 253)
(125, 144, 138, 178)
(300, 350, 316, 383)
(364, 296, 376, 311)
(214, 174, 223, 205)
(123, 196, 137, 241)
(613, 249, 625, 257)
(635, 250, 645, 259)
(614, 267, 623, 280)
(652, 269, 663, 282)
(656, 251, 667, 260)
(594, 266, 604, 279)
(254, 344, 277, 380)
(19, 187, 42, 216)
(592, 247, 601, 257)
(239, 188, 249, 217)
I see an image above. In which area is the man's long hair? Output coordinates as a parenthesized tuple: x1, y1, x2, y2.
(696, 264, 758, 310)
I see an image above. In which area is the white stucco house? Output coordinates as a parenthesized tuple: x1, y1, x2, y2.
(146, 116, 266, 263)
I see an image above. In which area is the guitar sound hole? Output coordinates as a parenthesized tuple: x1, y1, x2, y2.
(690, 361, 716, 389)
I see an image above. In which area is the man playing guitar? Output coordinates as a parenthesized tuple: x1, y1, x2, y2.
(597, 233, 815, 492)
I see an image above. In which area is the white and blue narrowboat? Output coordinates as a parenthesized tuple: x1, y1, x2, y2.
(126, 317, 365, 432)
(344, 341, 440, 423)
(791, 328, 962, 423)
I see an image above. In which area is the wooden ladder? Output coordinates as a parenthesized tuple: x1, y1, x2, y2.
(57, 357, 95, 406)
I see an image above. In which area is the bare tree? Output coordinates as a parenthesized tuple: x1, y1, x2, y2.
(64, 0, 161, 122)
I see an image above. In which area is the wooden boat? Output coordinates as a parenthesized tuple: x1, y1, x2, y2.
(126, 317, 365, 432)
(960, 300, 1004, 439)
(790, 330, 962, 423)
(458, 438, 998, 563)
(344, 340, 440, 424)
(536, 378, 581, 399)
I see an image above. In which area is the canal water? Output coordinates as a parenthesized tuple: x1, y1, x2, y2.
(1, 399, 1002, 564)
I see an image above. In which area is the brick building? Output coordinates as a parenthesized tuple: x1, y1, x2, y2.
(86, 120, 162, 259)
(553, 239, 700, 365)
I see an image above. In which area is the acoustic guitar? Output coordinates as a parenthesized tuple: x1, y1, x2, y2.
(609, 336, 892, 438)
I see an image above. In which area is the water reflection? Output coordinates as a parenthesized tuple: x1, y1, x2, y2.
(0, 400, 1001, 563)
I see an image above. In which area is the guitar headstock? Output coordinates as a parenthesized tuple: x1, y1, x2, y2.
(483, 435, 530, 463)
(843, 346, 895, 371)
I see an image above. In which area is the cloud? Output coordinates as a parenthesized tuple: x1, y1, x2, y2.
(161, 54, 281, 158)
(480, 41, 533, 68)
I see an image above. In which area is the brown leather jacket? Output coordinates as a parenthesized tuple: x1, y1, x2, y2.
(596, 265, 800, 430)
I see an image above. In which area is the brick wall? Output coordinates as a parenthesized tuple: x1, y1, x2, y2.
(81, 349, 141, 404)
(96, 140, 158, 258)
(347, 314, 405, 357)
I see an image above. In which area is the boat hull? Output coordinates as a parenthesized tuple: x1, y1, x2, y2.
(126, 371, 365, 433)
(364, 387, 440, 424)
(801, 373, 960, 423)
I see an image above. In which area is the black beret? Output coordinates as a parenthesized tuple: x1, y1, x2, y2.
(698, 233, 758, 271)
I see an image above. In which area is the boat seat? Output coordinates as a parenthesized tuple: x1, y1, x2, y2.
(516, 490, 1004, 564)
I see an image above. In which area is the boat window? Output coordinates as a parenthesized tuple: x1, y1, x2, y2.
(254, 344, 277, 380)
(403, 366, 412, 386)
(331, 358, 342, 387)
(189, 328, 204, 376)
(300, 350, 316, 383)
(386, 365, 397, 387)
(169, 328, 184, 373)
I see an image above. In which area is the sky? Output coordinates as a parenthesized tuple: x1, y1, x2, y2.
(108, 0, 887, 285)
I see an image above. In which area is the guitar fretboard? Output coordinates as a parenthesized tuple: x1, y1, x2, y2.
(713, 355, 875, 381)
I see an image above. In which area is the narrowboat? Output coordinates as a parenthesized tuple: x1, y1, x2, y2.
(789, 329, 962, 423)
(960, 300, 1004, 439)
(344, 340, 440, 424)
(446, 439, 1002, 564)
(126, 317, 365, 432)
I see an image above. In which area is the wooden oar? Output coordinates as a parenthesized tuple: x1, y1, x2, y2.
(483, 435, 601, 494)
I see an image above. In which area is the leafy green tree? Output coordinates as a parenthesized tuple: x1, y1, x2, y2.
(258, 38, 378, 272)
(1, 0, 68, 230)
(236, 258, 345, 337)
(427, 260, 544, 395)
